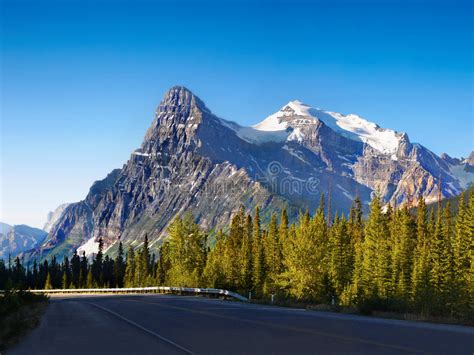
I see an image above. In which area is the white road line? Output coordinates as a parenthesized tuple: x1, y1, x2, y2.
(86, 301, 194, 355)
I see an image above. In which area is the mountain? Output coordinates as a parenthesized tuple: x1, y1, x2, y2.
(0, 203, 69, 261)
(462, 152, 474, 173)
(25, 86, 474, 260)
(0, 222, 11, 235)
(43, 203, 71, 233)
(0, 224, 48, 261)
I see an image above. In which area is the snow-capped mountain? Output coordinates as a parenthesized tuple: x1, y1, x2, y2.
(225, 98, 472, 205)
(247, 100, 403, 156)
(24, 86, 473, 260)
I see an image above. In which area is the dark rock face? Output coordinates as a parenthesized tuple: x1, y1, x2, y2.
(27, 86, 473, 260)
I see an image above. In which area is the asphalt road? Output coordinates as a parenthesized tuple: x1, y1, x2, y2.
(8, 294, 474, 355)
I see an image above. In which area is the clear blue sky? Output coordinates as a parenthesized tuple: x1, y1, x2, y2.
(1, 0, 472, 227)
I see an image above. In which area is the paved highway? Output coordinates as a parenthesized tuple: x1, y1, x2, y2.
(9, 294, 474, 354)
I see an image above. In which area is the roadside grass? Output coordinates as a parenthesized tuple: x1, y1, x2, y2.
(0, 291, 49, 352)
(249, 298, 474, 327)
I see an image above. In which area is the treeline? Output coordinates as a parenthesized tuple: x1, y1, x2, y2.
(1, 187, 472, 320)
(200, 190, 473, 320)
(1, 240, 126, 290)
(0, 237, 158, 290)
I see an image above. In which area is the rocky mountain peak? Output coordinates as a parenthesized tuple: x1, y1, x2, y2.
(159, 86, 209, 115)
(141, 87, 210, 153)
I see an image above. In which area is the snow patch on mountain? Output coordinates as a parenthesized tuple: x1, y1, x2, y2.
(315, 110, 402, 156)
(287, 127, 305, 142)
(337, 184, 354, 201)
(282, 145, 310, 165)
(252, 113, 288, 131)
(77, 236, 100, 257)
(132, 150, 151, 157)
(219, 118, 289, 144)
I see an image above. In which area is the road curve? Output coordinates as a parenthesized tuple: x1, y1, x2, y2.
(9, 294, 474, 355)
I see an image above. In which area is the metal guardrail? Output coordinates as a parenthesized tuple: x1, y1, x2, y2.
(0, 286, 248, 302)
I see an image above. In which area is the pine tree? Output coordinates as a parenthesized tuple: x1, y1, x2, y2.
(223, 213, 243, 288)
(329, 214, 352, 299)
(102, 255, 114, 287)
(430, 202, 453, 311)
(279, 209, 289, 242)
(50, 255, 60, 288)
(135, 235, 150, 286)
(412, 196, 429, 307)
(124, 246, 136, 287)
(441, 201, 456, 310)
(240, 214, 253, 292)
(114, 242, 126, 287)
(61, 256, 71, 289)
(157, 241, 171, 285)
(184, 213, 207, 285)
(343, 197, 364, 305)
(62, 270, 69, 289)
(79, 251, 88, 288)
(86, 269, 94, 288)
(468, 187, 474, 314)
(361, 196, 391, 299)
(252, 207, 266, 296)
(391, 205, 415, 302)
(452, 192, 471, 315)
(71, 250, 81, 288)
(312, 202, 330, 301)
(264, 213, 282, 293)
(32, 259, 39, 289)
(166, 214, 207, 287)
(203, 230, 226, 288)
(44, 272, 53, 290)
(91, 238, 104, 287)
(278, 198, 328, 302)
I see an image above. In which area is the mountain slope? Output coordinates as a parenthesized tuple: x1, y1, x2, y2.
(26, 86, 473, 260)
(0, 224, 47, 260)
(43, 203, 71, 233)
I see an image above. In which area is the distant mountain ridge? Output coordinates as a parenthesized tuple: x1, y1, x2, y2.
(0, 223, 47, 261)
(21, 86, 473, 260)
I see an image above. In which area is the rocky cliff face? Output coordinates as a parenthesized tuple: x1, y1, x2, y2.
(43, 203, 71, 233)
(26, 86, 474, 260)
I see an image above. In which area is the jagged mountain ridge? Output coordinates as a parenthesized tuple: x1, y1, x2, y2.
(28, 86, 473, 259)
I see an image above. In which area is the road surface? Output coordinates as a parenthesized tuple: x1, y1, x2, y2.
(9, 294, 474, 354)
